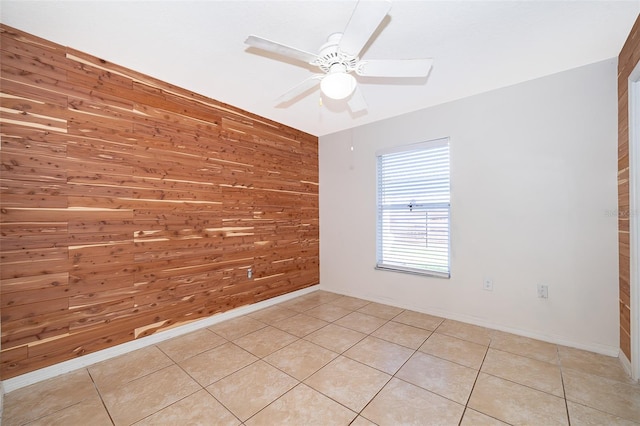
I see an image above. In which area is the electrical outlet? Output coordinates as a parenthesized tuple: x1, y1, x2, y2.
(483, 277, 493, 291)
(247, 268, 253, 279)
(537, 284, 548, 299)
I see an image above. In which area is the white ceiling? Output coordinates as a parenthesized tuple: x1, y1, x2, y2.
(1, 1, 638, 137)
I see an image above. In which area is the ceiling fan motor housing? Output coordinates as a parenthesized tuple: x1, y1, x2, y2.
(315, 33, 358, 74)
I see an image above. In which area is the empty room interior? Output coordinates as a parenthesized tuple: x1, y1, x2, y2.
(1, 1, 640, 425)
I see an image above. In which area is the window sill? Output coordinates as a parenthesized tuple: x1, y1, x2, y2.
(375, 265, 450, 279)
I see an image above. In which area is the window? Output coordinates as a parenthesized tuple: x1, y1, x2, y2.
(376, 138, 450, 278)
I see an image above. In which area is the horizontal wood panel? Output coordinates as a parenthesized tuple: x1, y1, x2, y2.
(1, 311, 71, 350)
(0, 24, 319, 379)
(1, 272, 69, 293)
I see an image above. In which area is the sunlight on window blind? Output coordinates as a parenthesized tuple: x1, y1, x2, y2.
(376, 138, 450, 278)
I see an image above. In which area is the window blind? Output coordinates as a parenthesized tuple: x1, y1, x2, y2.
(376, 138, 450, 278)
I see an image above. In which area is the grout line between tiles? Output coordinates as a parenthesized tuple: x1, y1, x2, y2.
(458, 338, 491, 426)
(201, 385, 244, 425)
(477, 369, 568, 402)
(356, 336, 421, 419)
(87, 367, 116, 426)
(131, 387, 204, 425)
(555, 344, 573, 426)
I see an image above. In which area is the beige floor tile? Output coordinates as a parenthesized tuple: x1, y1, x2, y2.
(245, 384, 357, 426)
(264, 339, 338, 380)
(156, 328, 227, 363)
(102, 364, 200, 426)
(563, 368, 640, 422)
(559, 346, 633, 383)
(301, 290, 342, 304)
(436, 320, 493, 346)
(3, 368, 99, 426)
(208, 315, 267, 340)
(133, 389, 239, 425)
(372, 320, 432, 349)
(567, 401, 639, 426)
(329, 295, 371, 310)
(460, 408, 510, 425)
(179, 342, 258, 386)
(392, 310, 444, 331)
(304, 303, 353, 322)
(357, 302, 404, 320)
(334, 311, 388, 334)
(344, 336, 414, 375)
(21, 392, 111, 426)
(468, 373, 568, 425)
(361, 377, 465, 426)
(482, 348, 563, 397)
(419, 332, 488, 369)
(248, 305, 298, 324)
(233, 325, 298, 357)
(207, 360, 298, 421)
(304, 323, 366, 353)
(396, 351, 478, 404)
(88, 345, 173, 393)
(491, 330, 559, 364)
(279, 296, 325, 312)
(273, 313, 328, 337)
(305, 356, 391, 412)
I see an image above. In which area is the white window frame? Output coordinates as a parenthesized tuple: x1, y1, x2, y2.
(375, 137, 451, 278)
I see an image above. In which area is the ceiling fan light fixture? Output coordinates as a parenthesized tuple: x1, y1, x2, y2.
(321, 72, 357, 100)
(246, 0, 431, 111)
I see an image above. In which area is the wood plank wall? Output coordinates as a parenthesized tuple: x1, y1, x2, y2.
(0, 25, 319, 379)
(618, 15, 640, 362)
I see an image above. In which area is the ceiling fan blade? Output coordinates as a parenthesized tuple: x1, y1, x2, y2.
(245, 35, 318, 64)
(356, 58, 433, 77)
(339, 0, 392, 58)
(348, 84, 368, 113)
(276, 75, 323, 105)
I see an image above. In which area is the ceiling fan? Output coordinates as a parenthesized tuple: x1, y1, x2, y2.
(245, 0, 433, 113)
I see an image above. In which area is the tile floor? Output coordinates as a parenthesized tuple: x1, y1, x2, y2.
(3, 290, 640, 425)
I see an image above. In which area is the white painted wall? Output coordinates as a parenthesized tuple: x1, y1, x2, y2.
(319, 58, 620, 354)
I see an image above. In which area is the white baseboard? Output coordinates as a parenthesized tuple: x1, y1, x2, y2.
(4, 283, 626, 393)
(1, 380, 4, 421)
(321, 286, 621, 358)
(619, 351, 635, 382)
(2, 285, 319, 393)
